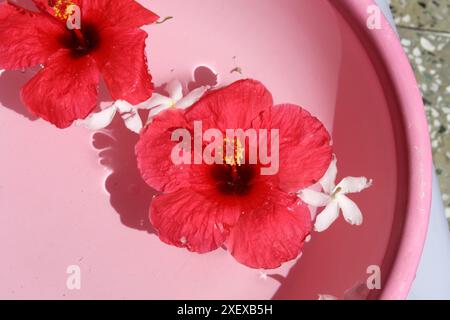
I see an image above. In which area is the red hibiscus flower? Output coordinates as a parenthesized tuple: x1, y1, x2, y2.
(136, 79, 333, 269)
(0, 0, 158, 128)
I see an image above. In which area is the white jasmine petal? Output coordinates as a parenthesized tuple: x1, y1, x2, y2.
(136, 93, 172, 110)
(337, 194, 363, 226)
(319, 155, 338, 194)
(166, 79, 183, 101)
(336, 177, 372, 194)
(318, 294, 338, 300)
(0, 69, 4, 76)
(314, 200, 340, 232)
(80, 106, 117, 130)
(114, 100, 134, 113)
(299, 189, 330, 207)
(176, 86, 208, 109)
(122, 112, 143, 134)
(147, 104, 171, 123)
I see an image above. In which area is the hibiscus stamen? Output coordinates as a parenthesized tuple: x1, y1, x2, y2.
(224, 138, 245, 167)
(72, 29, 88, 48)
(52, 0, 76, 21)
(52, 1, 88, 48)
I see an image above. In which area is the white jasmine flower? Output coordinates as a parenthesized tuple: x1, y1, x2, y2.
(79, 100, 143, 134)
(142, 79, 208, 122)
(299, 156, 372, 232)
(79, 80, 208, 134)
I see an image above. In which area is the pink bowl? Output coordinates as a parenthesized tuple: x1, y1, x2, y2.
(0, 0, 431, 299)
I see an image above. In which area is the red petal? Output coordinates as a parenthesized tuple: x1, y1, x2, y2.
(21, 50, 100, 128)
(0, 2, 66, 70)
(185, 79, 273, 131)
(32, 0, 53, 13)
(266, 104, 332, 192)
(82, 0, 159, 30)
(150, 188, 241, 253)
(93, 27, 153, 104)
(227, 190, 312, 269)
(135, 109, 211, 193)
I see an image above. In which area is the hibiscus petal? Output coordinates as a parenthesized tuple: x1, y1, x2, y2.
(314, 200, 339, 232)
(227, 191, 312, 269)
(185, 79, 273, 130)
(82, 0, 159, 30)
(32, 0, 53, 13)
(337, 195, 363, 226)
(0, 2, 66, 70)
(136, 93, 171, 110)
(176, 86, 209, 109)
(166, 79, 183, 102)
(319, 155, 338, 194)
(135, 108, 211, 193)
(267, 104, 333, 193)
(150, 189, 241, 253)
(21, 50, 100, 128)
(80, 105, 117, 130)
(298, 189, 330, 207)
(93, 27, 153, 105)
(336, 177, 372, 194)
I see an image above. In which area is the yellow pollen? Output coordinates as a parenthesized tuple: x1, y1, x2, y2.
(224, 138, 245, 166)
(53, 0, 77, 21)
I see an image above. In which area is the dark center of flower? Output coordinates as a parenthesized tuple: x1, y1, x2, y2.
(211, 164, 256, 196)
(59, 24, 100, 57)
(209, 137, 258, 196)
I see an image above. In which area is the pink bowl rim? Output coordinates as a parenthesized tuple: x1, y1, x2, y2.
(331, 0, 433, 300)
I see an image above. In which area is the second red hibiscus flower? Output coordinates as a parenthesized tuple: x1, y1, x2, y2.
(135, 79, 333, 269)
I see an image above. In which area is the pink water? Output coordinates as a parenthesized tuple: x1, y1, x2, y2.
(0, 0, 407, 299)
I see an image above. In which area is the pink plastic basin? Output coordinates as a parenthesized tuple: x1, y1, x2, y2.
(0, 0, 431, 299)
